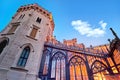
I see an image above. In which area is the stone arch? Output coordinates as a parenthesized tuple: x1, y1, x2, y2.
(50, 51, 67, 80)
(91, 60, 109, 80)
(91, 60, 108, 70)
(0, 37, 9, 45)
(52, 50, 67, 57)
(69, 55, 86, 64)
(16, 43, 34, 67)
(51, 51, 66, 59)
(43, 48, 51, 55)
(0, 37, 9, 54)
(20, 43, 34, 52)
(69, 55, 88, 80)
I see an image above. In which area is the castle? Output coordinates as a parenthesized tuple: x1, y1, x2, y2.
(0, 4, 120, 80)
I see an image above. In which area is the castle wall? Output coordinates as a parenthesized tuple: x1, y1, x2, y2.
(0, 4, 53, 80)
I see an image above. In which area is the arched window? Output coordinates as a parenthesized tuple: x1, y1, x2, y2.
(39, 49, 51, 75)
(17, 46, 30, 67)
(0, 40, 8, 54)
(36, 17, 41, 23)
(69, 56, 88, 80)
(91, 60, 109, 80)
(51, 52, 66, 80)
(43, 50, 50, 75)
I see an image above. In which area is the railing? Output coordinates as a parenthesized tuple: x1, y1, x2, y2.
(44, 42, 109, 58)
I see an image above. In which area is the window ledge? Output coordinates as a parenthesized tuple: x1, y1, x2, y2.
(10, 67, 28, 72)
(26, 35, 37, 41)
(1, 33, 14, 36)
(11, 22, 21, 25)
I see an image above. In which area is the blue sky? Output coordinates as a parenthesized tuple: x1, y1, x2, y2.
(0, 0, 120, 47)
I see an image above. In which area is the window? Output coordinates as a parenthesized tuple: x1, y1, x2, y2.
(21, 14, 25, 19)
(36, 17, 41, 23)
(92, 61, 108, 80)
(30, 27, 38, 39)
(69, 56, 88, 80)
(17, 46, 30, 67)
(0, 40, 8, 54)
(18, 15, 22, 20)
(18, 14, 25, 20)
(8, 24, 19, 33)
(51, 52, 66, 80)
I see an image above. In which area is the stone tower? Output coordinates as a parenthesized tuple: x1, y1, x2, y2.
(0, 4, 54, 80)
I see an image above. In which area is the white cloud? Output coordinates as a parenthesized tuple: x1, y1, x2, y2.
(71, 20, 107, 37)
(99, 20, 107, 30)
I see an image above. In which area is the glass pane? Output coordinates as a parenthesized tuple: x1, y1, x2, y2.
(24, 50, 29, 58)
(22, 59, 27, 66)
(75, 65, 81, 80)
(70, 65, 75, 80)
(61, 59, 66, 80)
(30, 27, 38, 38)
(43, 55, 50, 75)
(21, 50, 26, 57)
(43, 64, 47, 75)
(51, 60, 56, 78)
(56, 59, 60, 80)
(8, 25, 18, 33)
(18, 58, 22, 66)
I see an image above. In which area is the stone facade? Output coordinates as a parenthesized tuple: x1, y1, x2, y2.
(0, 4, 54, 80)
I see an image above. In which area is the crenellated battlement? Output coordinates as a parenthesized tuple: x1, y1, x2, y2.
(17, 4, 50, 18)
(13, 4, 54, 31)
